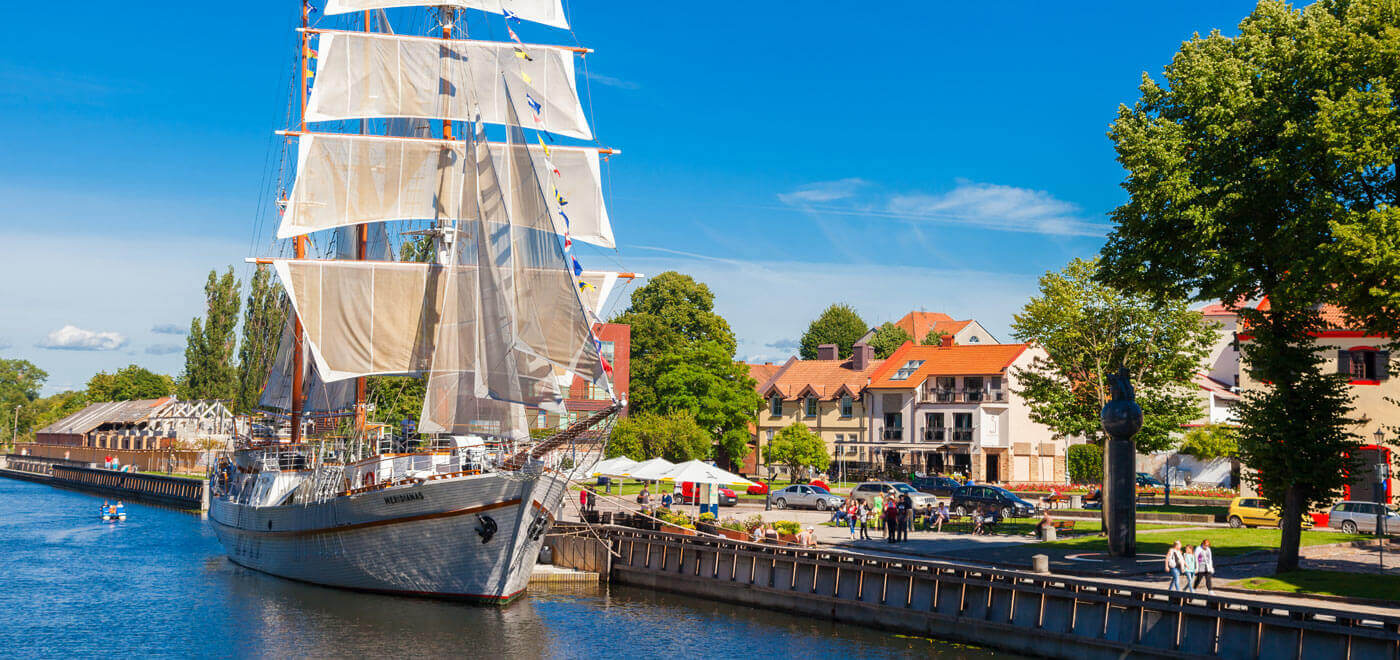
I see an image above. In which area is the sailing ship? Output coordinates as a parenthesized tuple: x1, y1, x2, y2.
(208, 0, 626, 604)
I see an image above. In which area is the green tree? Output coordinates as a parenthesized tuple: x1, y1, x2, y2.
(922, 328, 950, 346)
(234, 265, 287, 413)
(799, 304, 868, 359)
(1178, 424, 1239, 461)
(612, 272, 758, 466)
(762, 422, 830, 482)
(866, 322, 913, 359)
(180, 267, 241, 401)
(1066, 443, 1104, 484)
(604, 410, 712, 463)
(1096, 0, 1381, 571)
(24, 390, 89, 438)
(1011, 258, 1213, 453)
(87, 364, 175, 402)
(366, 375, 426, 427)
(0, 358, 47, 447)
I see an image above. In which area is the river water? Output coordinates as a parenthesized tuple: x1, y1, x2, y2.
(0, 478, 1015, 658)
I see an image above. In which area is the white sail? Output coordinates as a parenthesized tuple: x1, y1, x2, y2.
(280, 133, 613, 247)
(306, 31, 591, 139)
(322, 0, 569, 30)
(273, 259, 449, 382)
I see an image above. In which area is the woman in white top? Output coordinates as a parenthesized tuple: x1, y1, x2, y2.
(1164, 541, 1185, 592)
(1193, 540, 1215, 594)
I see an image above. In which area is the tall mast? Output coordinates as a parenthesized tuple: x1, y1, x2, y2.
(353, 9, 371, 442)
(290, 0, 311, 445)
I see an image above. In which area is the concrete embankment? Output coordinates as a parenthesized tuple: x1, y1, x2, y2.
(543, 524, 1399, 659)
(0, 455, 207, 510)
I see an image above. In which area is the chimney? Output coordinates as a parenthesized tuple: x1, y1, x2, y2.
(817, 343, 839, 361)
(940, 334, 955, 348)
(852, 342, 874, 371)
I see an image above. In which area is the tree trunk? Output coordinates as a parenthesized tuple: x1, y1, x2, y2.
(1277, 484, 1305, 573)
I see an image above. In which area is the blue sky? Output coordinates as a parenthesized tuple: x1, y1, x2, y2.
(0, 1, 1263, 392)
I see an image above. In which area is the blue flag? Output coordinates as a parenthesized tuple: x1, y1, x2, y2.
(525, 94, 542, 115)
(572, 257, 583, 276)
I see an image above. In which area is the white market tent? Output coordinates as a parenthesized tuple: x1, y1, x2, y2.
(657, 460, 758, 488)
(588, 456, 638, 479)
(626, 458, 678, 481)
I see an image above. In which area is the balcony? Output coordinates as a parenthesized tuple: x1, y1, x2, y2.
(923, 428, 945, 442)
(921, 388, 1007, 403)
(882, 428, 903, 441)
(950, 429, 973, 444)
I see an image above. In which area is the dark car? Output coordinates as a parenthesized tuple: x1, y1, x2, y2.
(910, 475, 963, 497)
(950, 485, 1036, 518)
(1135, 472, 1165, 488)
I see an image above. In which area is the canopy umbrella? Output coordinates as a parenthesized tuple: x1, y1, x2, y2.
(588, 456, 638, 479)
(626, 457, 677, 481)
(657, 460, 758, 488)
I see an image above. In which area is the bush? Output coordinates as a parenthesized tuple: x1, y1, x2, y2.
(719, 516, 746, 532)
(772, 520, 801, 536)
(1067, 443, 1104, 484)
(743, 514, 765, 532)
(698, 512, 717, 522)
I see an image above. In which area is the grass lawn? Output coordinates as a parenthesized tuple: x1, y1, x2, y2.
(1233, 570, 1400, 603)
(1035, 528, 1374, 557)
(1063, 504, 1228, 519)
(819, 517, 1180, 537)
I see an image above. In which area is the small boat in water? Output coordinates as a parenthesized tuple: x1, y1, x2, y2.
(100, 502, 126, 522)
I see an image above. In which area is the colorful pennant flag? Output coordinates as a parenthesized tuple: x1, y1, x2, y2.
(514, 47, 534, 62)
(555, 191, 569, 207)
(519, 71, 533, 85)
(504, 9, 521, 23)
(578, 281, 595, 291)
(559, 210, 570, 227)
(525, 94, 542, 115)
(537, 135, 552, 157)
(507, 24, 522, 43)
(572, 257, 583, 277)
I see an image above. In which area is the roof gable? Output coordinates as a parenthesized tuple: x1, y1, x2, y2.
(867, 342, 1030, 389)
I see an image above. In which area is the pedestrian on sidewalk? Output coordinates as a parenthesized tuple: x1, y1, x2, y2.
(587, 490, 597, 513)
(1181, 545, 1198, 594)
(872, 492, 884, 532)
(898, 494, 912, 542)
(845, 500, 859, 539)
(1193, 540, 1215, 594)
(858, 499, 872, 540)
(1165, 541, 1185, 592)
(883, 499, 897, 543)
(579, 488, 588, 513)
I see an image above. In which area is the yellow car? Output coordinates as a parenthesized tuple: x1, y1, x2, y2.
(1227, 496, 1313, 529)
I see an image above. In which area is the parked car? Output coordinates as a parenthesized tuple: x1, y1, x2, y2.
(1326, 500, 1400, 534)
(1227, 496, 1313, 529)
(949, 485, 1036, 518)
(746, 481, 770, 496)
(1135, 472, 1165, 488)
(910, 475, 963, 497)
(767, 484, 843, 510)
(849, 481, 939, 510)
(673, 482, 738, 506)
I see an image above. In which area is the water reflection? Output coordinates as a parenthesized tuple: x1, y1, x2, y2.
(0, 478, 1015, 658)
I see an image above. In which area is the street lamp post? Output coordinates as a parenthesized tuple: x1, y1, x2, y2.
(1374, 429, 1389, 570)
(11, 404, 19, 451)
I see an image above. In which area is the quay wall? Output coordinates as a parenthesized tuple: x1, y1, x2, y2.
(15, 443, 206, 473)
(599, 527, 1399, 660)
(1, 454, 207, 510)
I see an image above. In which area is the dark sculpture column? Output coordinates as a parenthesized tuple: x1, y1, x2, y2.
(1100, 367, 1143, 557)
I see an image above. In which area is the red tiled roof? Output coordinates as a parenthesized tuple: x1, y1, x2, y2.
(1193, 373, 1240, 401)
(756, 357, 886, 400)
(1198, 302, 1238, 317)
(1253, 298, 1354, 330)
(894, 311, 972, 343)
(746, 362, 781, 385)
(866, 342, 1030, 389)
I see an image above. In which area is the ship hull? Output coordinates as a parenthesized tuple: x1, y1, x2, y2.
(209, 471, 569, 604)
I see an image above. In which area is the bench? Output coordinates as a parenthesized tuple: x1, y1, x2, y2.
(1050, 520, 1077, 531)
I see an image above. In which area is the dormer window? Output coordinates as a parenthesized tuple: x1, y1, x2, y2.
(769, 395, 783, 416)
(805, 396, 818, 417)
(840, 394, 853, 417)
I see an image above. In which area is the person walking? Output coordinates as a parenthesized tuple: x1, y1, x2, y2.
(872, 492, 885, 533)
(898, 494, 912, 542)
(586, 490, 597, 513)
(1181, 545, 1198, 594)
(579, 488, 589, 514)
(883, 499, 898, 543)
(858, 499, 872, 540)
(1165, 541, 1185, 592)
(1193, 540, 1215, 594)
(845, 499, 859, 539)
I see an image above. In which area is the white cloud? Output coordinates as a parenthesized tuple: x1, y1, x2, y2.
(145, 343, 183, 355)
(37, 325, 128, 351)
(587, 72, 640, 90)
(777, 178, 1107, 237)
(777, 178, 869, 205)
(151, 323, 187, 335)
(766, 338, 799, 352)
(0, 339, 10, 350)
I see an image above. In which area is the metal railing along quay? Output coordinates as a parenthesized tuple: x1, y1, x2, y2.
(0, 454, 207, 510)
(597, 526, 1399, 659)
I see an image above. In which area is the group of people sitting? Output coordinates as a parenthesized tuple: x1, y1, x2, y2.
(749, 524, 817, 547)
(100, 500, 126, 519)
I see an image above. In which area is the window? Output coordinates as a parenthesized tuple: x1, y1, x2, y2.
(770, 396, 783, 416)
(964, 376, 984, 401)
(925, 412, 944, 442)
(599, 341, 616, 363)
(1340, 349, 1389, 382)
(968, 336, 980, 343)
(805, 396, 818, 417)
(840, 394, 853, 417)
(890, 359, 925, 381)
(834, 433, 844, 444)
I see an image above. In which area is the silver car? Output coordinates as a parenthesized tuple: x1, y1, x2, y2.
(849, 481, 939, 510)
(767, 484, 843, 510)
(1327, 500, 1400, 534)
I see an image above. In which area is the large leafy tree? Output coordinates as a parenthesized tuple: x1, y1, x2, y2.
(762, 422, 830, 482)
(180, 267, 242, 401)
(1011, 258, 1212, 453)
(866, 322, 913, 359)
(799, 304, 868, 359)
(604, 410, 712, 462)
(87, 364, 175, 402)
(234, 265, 286, 413)
(612, 272, 758, 466)
(0, 358, 47, 446)
(1097, 0, 1385, 571)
